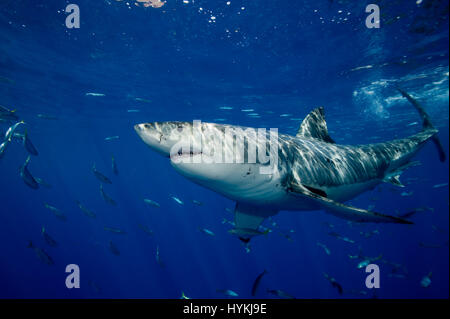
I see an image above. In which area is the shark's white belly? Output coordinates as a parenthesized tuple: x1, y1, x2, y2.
(174, 159, 382, 213)
(173, 161, 291, 207)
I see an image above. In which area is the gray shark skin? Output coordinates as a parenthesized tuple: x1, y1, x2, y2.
(134, 88, 445, 242)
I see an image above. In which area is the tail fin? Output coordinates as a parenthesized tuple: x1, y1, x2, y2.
(397, 87, 446, 162)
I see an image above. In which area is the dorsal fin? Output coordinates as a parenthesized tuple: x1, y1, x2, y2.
(296, 107, 335, 143)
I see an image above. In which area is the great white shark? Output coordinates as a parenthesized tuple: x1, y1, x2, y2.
(134, 88, 446, 242)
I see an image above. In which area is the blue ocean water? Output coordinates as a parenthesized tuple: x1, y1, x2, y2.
(0, 0, 448, 299)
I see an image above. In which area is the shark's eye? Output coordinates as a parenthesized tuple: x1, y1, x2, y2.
(177, 125, 183, 132)
(144, 124, 151, 129)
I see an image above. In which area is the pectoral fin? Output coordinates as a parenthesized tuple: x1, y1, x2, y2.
(231, 203, 277, 241)
(288, 182, 413, 224)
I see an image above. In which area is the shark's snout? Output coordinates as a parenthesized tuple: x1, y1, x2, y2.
(134, 122, 158, 145)
(134, 123, 145, 137)
(134, 123, 154, 134)
(134, 122, 177, 157)
(134, 123, 157, 140)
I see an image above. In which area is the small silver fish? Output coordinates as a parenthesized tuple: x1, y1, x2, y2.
(28, 241, 54, 265)
(357, 259, 370, 269)
(104, 136, 120, 141)
(180, 291, 190, 299)
(360, 230, 380, 238)
(216, 289, 239, 297)
(317, 242, 331, 255)
(109, 241, 120, 256)
(138, 224, 154, 236)
(251, 270, 267, 296)
(5, 121, 24, 142)
(200, 228, 215, 236)
(357, 254, 383, 269)
(0, 106, 18, 122)
(0, 140, 10, 158)
(103, 227, 126, 234)
(135, 98, 151, 103)
(23, 131, 38, 156)
(222, 218, 235, 226)
(92, 163, 112, 184)
(267, 289, 294, 299)
(171, 196, 184, 205)
(35, 177, 52, 188)
(328, 232, 355, 244)
(86, 92, 105, 97)
(20, 156, 39, 189)
(44, 203, 67, 221)
(111, 156, 119, 175)
(76, 200, 96, 218)
(156, 245, 164, 267)
(144, 198, 160, 208)
(420, 272, 432, 288)
(37, 114, 58, 120)
(100, 184, 116, 205)
(41, 227, 58, 247)
(323, 273, 343, 295)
